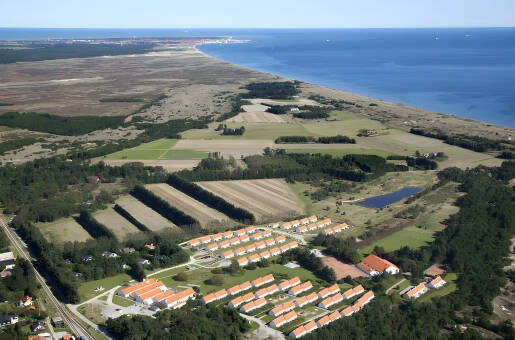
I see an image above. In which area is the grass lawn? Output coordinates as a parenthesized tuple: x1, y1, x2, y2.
(112, 295, 135, 307)
(359, 226, 436, 254)
(161, 149, 208, 159)
(77, 273, 132, 302)
(148, 266, 188, 280)
(104, 149, 165, 160)
(138, 138, 178, 150)
(150, 264, 321, 295)
(418, 273, 457, 303)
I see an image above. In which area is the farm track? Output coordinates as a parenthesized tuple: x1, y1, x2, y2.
(0, 217, 98, 340)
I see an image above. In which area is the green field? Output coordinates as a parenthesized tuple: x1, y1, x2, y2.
(161, 149, 208, 159)
(112, 295, 136, 307)
(284, 147, 391, 158)
(360, 226, 436, 254)
(104, 149, 167, 160)
(138, 139, 178, 150)
(77, 273, 132, 302)
(149, 263, 321, 295)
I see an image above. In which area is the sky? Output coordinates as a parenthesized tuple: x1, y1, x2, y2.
(1, 0, 514, 28)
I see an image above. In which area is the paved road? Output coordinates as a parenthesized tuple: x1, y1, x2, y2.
(0, 217, 95, 340)
(386, 278, 407, 295)
(240, 313, 285, 340)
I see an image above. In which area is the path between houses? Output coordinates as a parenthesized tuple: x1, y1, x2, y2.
(240, 313, 285, 340)
(386, 278, 407, 295)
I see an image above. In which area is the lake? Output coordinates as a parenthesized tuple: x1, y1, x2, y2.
(355, 187, 422, 208)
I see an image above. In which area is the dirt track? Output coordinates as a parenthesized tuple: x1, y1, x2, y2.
(197, 179, 304, 222)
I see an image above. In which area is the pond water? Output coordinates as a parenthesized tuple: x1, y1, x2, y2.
(355, 187, 422, 208)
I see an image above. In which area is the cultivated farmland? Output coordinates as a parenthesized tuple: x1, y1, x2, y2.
(197, 179, 305, 222)
(37, 217, 93, 244)
(115, 195, 180, 232)
(92, 207, 141, 241)
(146, 183, 234, 228)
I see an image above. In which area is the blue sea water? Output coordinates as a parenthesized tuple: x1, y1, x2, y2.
(355, 187, 422, 208)
(1, 28, 514, 128)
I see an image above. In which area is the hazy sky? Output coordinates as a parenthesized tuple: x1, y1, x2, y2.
(2, 0, 514, 28)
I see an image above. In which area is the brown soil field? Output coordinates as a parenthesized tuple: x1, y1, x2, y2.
(321, 257, 368, 280)
(196, 178, 305, 222)
(101, 159, 200, 172)
(146, 183, 234, 228)
(115, 195, 180, 232)
(173, 139, 273, 158)
(92, 207, 141, 241)
(37, 217, 93, 244)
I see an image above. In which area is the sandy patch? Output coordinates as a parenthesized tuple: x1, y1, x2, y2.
(115, 195, 180, 232)
(321, 257, 368, 280)
(227, 111, 289, 123)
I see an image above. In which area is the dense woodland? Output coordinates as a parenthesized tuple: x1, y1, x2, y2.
(410, 128, 506, 153)
(306, 163, 515, 339)
(106, 300, 251, 340)
(242, 81, 300, 99)
(0, 43, 155, 64)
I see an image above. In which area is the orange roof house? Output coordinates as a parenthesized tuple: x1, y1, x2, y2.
(269, 247, 280, 256)
(359, 254, 399, 276)
(403, 283, 427, 299)
(265, 238, 276, 246)
(228, 296, 244, 308)
(219, 240, 230, 248)
(212, 233, 222, 241)
(249, 254, 260, 262)
(239, 234, 250, 243)
(237, 257, 249, 266)
(276, 235, 286, 243)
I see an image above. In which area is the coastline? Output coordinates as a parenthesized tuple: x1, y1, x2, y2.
(193, 43, 514, 140)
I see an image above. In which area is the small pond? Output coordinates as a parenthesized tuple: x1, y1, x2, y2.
(355, 187, 422, 208)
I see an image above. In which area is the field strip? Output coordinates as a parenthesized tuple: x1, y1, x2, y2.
(116, 195, 180, 232)
(197, 179, 304, 220)
(37, 217, 93, 244)
(92, 207, 141, 241)
(146, 183, 232, 226)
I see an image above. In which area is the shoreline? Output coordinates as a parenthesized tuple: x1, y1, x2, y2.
(193, 43, 514, 138)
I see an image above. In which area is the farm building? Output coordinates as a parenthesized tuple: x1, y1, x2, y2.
(251, 232, 263, 240)
(240, 298, 266, 313)
(265, 238, 276, 246)
(234, 247, 246, 256)
(427, 276, 446, 289)
(163, 288, 196, 308)
(403, 283, 428, 299)
(357, 254, 400, 276)
(221, 250, 235, 259)
(188, 238, 200, 247)
(270, 310, 297, 328)
(281, 222, 292, 230)
(219, 240, 230, 248)
(118, 279, 155, 298)
(276, 235, 286, 243)
(290, 320, 318, 339)
(318, 293, 343, 309)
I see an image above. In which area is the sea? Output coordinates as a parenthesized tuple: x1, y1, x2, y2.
(1, 27, 514, 128)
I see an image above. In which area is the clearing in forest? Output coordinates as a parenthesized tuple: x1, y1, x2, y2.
(92, 207, 141, 241)
(145, 183, 233, 228)
(37, 217, 93, 244)
(115, 195, 180, 232)
(196, 178, 305, 222)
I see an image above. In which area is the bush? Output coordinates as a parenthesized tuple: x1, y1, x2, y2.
(175, 272, 189, 281)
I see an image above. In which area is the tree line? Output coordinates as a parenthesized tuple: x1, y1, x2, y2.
(242, 81, 300, 99)
(167, 174, 255, 224)
(275, 135, 356, 144)
(76, 211, 116, 239)
(106, 300, 251, 339)
(130, 185, 200, 232)
(410, 128, 505, 153)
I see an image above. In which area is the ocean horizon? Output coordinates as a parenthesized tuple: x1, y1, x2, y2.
(1, 27, 514, 128)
